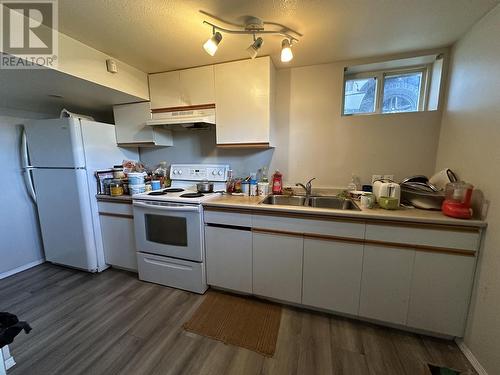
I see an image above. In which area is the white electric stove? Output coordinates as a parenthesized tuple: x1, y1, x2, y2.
(132, 164, 229, 293)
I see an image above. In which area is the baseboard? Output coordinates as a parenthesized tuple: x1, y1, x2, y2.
(0, 258, 45, 280)
(4, 356, 15, 370)
(455, 339, 488, 375)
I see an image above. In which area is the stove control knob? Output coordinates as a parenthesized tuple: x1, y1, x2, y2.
(218, 170, 224, 176)
(212, 170, 217, 176)
(178, 170, 183, 175)
(172, 170, 177, 175)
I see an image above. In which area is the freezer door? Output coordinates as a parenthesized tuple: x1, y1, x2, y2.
(25, 118, 85, 168)
(33, 168, 98, 271)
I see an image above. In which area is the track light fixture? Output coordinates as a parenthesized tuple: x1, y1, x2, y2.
(246, 36, 264, 59)
(203, 29, 222, 56)
(280, 39, 293, 63)
(200, 11, 301, 61)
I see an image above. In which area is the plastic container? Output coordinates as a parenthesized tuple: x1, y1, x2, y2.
(129, 184, 146, 195)
(151, 180, 161, 190)
(249, 173, 257, 196)
(258, 182, 269, 196)
(242, 181, 250, 195)
(128, 172, 145, 186)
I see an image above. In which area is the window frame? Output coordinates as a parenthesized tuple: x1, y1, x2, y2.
(342, 65, 430, 116)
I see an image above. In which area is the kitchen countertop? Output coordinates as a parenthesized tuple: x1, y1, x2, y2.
(202, 194, 487, 228)
(96, 194, 133, 203)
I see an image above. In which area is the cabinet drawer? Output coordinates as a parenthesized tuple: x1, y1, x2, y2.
(253, 214, 365, 239)
(137, 252, 207, 294)
(365, 223, 480, 251)
(204, 210, 252, 227)
(98, 201, 133, 216)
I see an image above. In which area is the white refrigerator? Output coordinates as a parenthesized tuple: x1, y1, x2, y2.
(21, 117, 138, 272)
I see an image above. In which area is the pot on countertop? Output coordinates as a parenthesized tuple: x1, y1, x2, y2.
(197, 180, 214, 193)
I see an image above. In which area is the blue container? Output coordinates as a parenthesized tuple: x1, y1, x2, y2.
(151, 180, 161, 191)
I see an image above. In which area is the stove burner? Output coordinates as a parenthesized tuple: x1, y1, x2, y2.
(164, 188, 185, 193)
(148, 190, 167, 196)
(180, 192, 204, 198)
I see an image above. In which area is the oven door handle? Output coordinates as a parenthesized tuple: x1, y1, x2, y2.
(133, 201, 201, 213)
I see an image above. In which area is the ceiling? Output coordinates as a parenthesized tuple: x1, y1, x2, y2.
(0, 67, 144, 121)
(57, 0, 499, 73)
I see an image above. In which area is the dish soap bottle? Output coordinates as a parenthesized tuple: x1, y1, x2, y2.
(272, 170, 283, 195)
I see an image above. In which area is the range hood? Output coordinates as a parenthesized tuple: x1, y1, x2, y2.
(146, 108, 215, 131)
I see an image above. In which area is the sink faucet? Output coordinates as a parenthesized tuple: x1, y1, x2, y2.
(296, 178, 316, 199)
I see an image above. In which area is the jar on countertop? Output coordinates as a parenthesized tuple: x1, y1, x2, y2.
(110, 179, 124, 196)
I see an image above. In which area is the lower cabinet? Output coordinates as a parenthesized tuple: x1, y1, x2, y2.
(203, 209, 482, 337)
(252, 230, 303, 304)
(359, 245, 415, 325)
(100, 213, 137, 271)
(407, 252, 476, 336)
(302, 238, 364, 315)
(205, 225, 252, 293)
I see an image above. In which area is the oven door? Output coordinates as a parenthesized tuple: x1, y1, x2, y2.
(133, 201, 203, 262)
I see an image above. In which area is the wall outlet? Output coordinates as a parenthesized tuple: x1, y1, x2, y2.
(383, 174, 394, 181)
(372, 175, 383, 184)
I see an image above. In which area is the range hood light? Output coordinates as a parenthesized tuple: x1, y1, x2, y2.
(203, 31, 222, 56)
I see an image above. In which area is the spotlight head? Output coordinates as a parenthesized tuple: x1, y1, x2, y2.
(280, 39, 293, 63)
(246, 37, 263, 59)
(203, 31, 222, 56)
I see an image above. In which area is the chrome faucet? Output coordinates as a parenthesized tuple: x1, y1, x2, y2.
(296, 178, 316, 199)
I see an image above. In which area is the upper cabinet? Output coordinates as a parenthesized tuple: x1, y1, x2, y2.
(149, 65, 215, 110)
(113, 102, 173, 147)
(214, 56, 276, 147)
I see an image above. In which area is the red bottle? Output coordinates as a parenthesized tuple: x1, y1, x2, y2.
(272, 170, 283, 195)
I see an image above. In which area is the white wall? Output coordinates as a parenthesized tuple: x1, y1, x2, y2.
(140, 128, 274, 178)
(269, 57, 445, 187)
(0, 109, 47, 277)
(435, 5, 500, 374)
(57, 33, 149, 100)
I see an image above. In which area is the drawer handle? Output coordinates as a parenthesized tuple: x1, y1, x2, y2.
(144, 257, 193, 271)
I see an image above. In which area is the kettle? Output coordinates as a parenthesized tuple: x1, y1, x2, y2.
(373, 180, 401, 205)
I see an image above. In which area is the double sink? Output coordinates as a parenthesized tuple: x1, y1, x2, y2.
(261, 195, 360, 211)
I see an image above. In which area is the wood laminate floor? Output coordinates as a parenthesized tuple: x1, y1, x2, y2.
(0, 264, 476, 375)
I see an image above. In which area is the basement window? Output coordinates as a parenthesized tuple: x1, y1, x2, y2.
(342, 54, 444, 116)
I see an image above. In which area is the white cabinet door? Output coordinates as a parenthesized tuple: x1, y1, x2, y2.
(214, 56, 274, 145)
(359, 245, 415, 325)
(407, 252, 476, 336)
(179, 66, 215, 106)
(302, 238, 363, 315)
(205, 225, 252, 293)
(252, 231, 303, 303)
(149, 66, 215, 109)
(113, 102, 173, 147)
(149, 71, 182, 109)
(100, 214, 137, 271)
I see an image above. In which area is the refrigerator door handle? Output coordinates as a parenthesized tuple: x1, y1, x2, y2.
(21, 127, 30, 169)
(21, 127, 37, 203)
